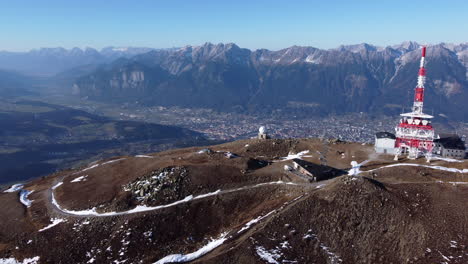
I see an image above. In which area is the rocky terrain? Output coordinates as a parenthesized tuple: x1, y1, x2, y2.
(0, 138, 467, 263)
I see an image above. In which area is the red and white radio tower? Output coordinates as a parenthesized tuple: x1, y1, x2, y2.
(394, 46, 435, 160)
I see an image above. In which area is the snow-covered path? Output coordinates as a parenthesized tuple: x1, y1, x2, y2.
(47, 177, 309, 262)
(38, 218, 66, 232)
(49, 180, 306, 218)
(154, 193, 307, 264)
(365, 163, 468, 174)
(154, 232, 229, 264)
(49, 161, 467, 218)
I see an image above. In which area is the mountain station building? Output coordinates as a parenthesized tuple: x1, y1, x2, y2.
(432, 135, 466, 159)
(374, 132, 397, 154)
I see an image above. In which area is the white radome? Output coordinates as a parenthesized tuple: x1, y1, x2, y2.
(259, 126, 266, 134)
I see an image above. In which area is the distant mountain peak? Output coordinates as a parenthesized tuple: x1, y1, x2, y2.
(335, 43, 380, 53)
(392, 41, 420, 52)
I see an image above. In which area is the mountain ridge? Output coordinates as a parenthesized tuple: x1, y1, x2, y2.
(0, 47, 166, 76)
(73, 42, 468, 121)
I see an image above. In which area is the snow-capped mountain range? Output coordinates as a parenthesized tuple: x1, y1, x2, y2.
(73, 42, 468, 121)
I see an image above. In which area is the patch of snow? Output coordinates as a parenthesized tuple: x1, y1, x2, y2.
(151, 171, 170, 180)
(279, 150, 312, 161)
(19, 190, 34, 208)
(135, 155, 153, 158)
(80, 163, 100, 173)
(71, 175, 88, 183)
(197, 149, 212, 154)
(450, 240, 458, 248)
(125, 195, 194, 214)
(449, 182, 468, 185)
(255, 246, 282, 264)
(53, 192, 194, 216)
(39, 218, 66, 232)
(3, 184, 24, 193)
(101, 158, 126, 166)
(51, 189, 100, 216)
(52, 182, 63, 190)
(51, 181, 299, 217)
(79, 158, 126, 173)
(432, 157, 464, 163)
(438, 250, 450, 262)
(251, 181, 297, 189)
(368, 163, 468, 174)
(154, 232, 229, 264)
(320, 243, 343, 263)
(225, 152, 238, 159)
(0, 256, 40, 264)
(194, 190, 221, 199)
(305, 55, 320, 64)
(301, 228, 342, 263)
(238, 209, 276, 234)
(280, 241, 290, 249)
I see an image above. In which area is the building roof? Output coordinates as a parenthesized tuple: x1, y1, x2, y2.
(434, 135, 466, 150)
(400, 112, 434, 119)
(291, 159, 346, 181)
(375, 132, 396, 139)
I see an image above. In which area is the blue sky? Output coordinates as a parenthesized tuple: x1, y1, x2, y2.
(1, 0, 467, 51)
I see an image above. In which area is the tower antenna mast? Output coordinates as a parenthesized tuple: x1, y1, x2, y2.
(394, 46, 435, 161)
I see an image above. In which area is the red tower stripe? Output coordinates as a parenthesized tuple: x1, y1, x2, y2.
(418, 68, 426, 76)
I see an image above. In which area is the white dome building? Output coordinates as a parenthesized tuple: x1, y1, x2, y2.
(258, 126, 270, 139)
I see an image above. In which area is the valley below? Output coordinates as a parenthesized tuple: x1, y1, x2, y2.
(0, 99, 209, 186)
